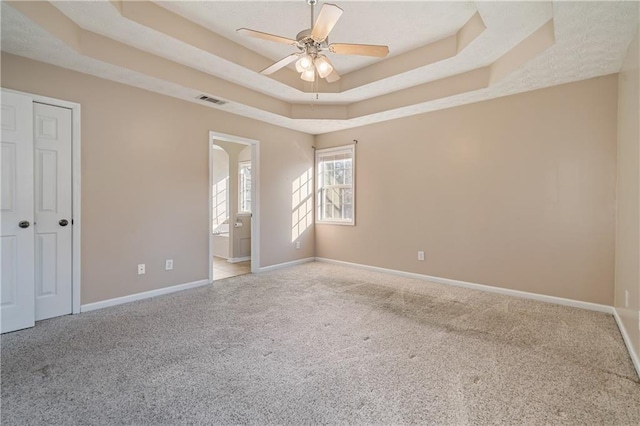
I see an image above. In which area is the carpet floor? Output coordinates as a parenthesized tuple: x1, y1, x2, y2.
(2, 262, 639, 425)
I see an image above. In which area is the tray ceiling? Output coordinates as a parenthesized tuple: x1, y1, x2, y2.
(1, 0, 638, 135)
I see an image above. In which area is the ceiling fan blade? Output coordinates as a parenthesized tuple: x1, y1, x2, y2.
(329, 43, 389, 57)
(260, 53, 300, 75)
(325, 69, 341, 83)
(311, 3, 343, 42)
(237, 28, 296, 45)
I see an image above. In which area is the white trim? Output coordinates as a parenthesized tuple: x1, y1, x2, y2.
(208, 137, 214, 283)
(314, 257, 614, 314)
(2, 88, 82, 315)
(257, 257, 315, 273)
(80, 279, 210, 313)
(209, 131, 260, 281)
(315, 144, 355, 155)
(613, 308, 640, 379)
(227, 256, 251, 264)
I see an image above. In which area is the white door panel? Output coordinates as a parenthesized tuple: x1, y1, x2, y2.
(1, 90, 35, 333)
(34, 102, 72, 321)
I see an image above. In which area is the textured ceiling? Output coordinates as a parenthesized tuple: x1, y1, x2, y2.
(1, 1, 638, 135)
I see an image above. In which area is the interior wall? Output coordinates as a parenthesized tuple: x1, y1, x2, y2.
(315, 75, 618, 305)
(615, 27, 640, 359)
(1, 53, 315, 305)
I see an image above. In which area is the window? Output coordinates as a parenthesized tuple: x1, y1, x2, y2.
(239, 161, 251, 213)
(316, 145, 355, 225)
(212, 176, 229, 226)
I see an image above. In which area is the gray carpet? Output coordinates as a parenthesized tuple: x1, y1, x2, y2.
(2, 262, 639, 425)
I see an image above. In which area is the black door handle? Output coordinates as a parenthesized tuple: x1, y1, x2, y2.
(59, 219, 69, 227)
(18, 221, 30, 229)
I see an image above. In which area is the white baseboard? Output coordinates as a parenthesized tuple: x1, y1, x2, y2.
(314, 257, 613, 314)
(257, 257, 314, 273)
(227, 256, 251, 264)
(613, 308, 640, 378)
(80, 279, 211, 313)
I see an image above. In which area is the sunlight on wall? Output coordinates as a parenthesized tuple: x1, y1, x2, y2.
(212, 177, 229, 226)
(292, 168, 313, 242)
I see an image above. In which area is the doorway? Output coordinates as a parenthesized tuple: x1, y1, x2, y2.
(209, 131, 259, 282)
(1, 89, 81, 334)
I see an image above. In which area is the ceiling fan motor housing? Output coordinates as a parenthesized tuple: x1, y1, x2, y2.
(296, 30, 328, 54)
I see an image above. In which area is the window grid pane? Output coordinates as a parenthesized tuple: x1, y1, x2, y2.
(316, 146, 354, 224)
(239, 162, 251, 213)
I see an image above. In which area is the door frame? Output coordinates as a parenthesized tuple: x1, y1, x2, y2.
(3, 88, 82, 314)
(208, 131, 260, 282)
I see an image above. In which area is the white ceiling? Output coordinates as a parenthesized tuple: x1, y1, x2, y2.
(157, 1, 479, 74)
(1, 1, 638, 135)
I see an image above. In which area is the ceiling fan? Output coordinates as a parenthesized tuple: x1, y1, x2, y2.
(237, 0, 389, 83)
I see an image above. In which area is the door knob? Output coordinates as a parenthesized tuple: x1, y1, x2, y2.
(59, 219, 69, 227)
(18, 221, 30, 229)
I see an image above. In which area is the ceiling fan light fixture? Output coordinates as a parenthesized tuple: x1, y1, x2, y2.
(301, 69, 316, 82)
(238, 1, 389, 83)
(314, 55, 333, 78)
(295, 55, 314, 72)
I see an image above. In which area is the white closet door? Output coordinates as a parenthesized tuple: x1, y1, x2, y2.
(33, 102, 72, 321)
(1, 91, 35, 333)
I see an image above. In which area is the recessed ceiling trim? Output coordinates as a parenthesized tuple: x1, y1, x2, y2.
(457, 12, 487, 53)
(490, 19, 555, 84)
(291, 104, 349, 120)
(114, 0, 487, 96)
(6, 0, 291, 118)
(111, 0, 305, 91)
(5, 0, 633, 137)
(4, 1, 557, 124)
(5, 0, 80, 51)
(348, 67, 491, 119)
(339, 11, 486, 93)
(80, 31, 291, 117)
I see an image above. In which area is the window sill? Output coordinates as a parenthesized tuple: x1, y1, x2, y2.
(316, 220, 355, 226)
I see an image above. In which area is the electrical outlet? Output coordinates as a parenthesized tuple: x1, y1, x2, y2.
(165, 259, 173, 271)
(295, 241, 301, 250)
(418, 251, 425, 261)
(137, 264, 145, 275)
(625, 290, 629, 308)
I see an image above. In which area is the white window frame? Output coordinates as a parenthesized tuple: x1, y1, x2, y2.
(238, 160, 251, 214)
(315, 144, 355, 226)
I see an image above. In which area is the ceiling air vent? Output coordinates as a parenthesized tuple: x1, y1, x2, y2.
(197, 95, 227, 106)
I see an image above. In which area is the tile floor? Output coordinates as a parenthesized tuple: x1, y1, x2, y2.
(212, 256, 251, 280)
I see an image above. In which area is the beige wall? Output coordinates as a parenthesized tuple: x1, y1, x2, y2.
(316, 75, 618, 305)
(1, 53, 315, 304)
(615, 28, 640, 359)
(0, 52, 626, 309)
